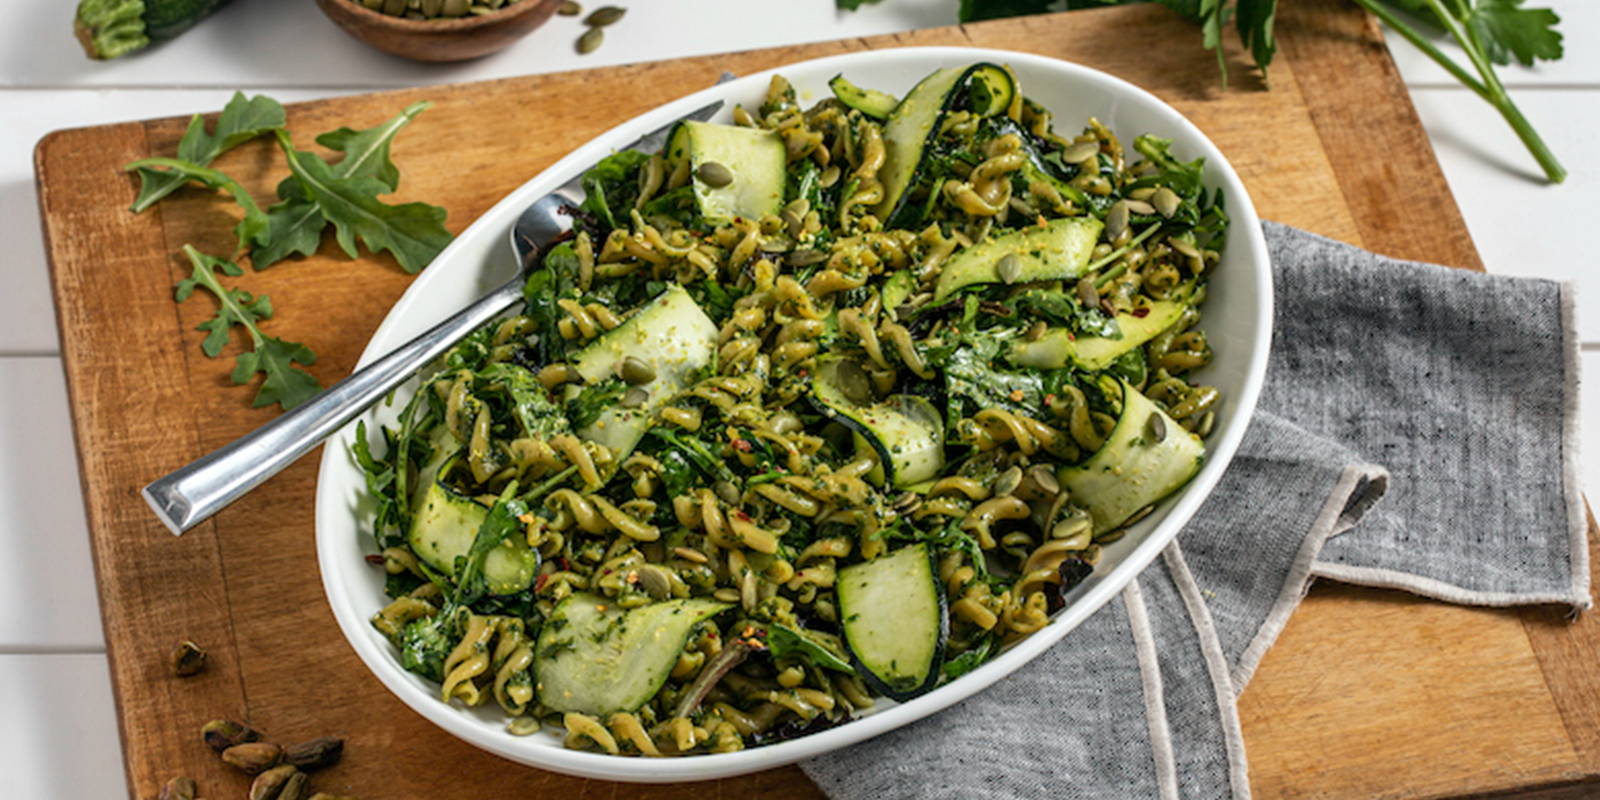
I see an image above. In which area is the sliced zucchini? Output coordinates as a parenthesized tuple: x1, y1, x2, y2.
(534, 593, 731, 715)
(932, 216, 1103, 302)
(811, 357, 944, 487)
(666, 121, 785, 223)
(828, 74, 899, 119)
(876, 63, 1015, 228)
(408, 477, 538, 595)
(570, 284, 718, 461)
(1057, 380, 1205, 534)
(880, 270, 916, 316)
(837, 544, 946, 700)
(1007, 300, 1188, 371)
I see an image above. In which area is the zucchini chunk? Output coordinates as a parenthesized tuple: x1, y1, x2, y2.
(1057, 380, 1205, 534)
(837, 544, 947, 700)
(932, 216, 1103, 302)
(1007, 300, 1188, 371)
(569, 284, 718, 461)
(666, 121, 786, 223)
(876, 63, 1015, 228)
(534, 593, 731, 715)
(828, 75, 900, 119)
(408, 477, 538, 595)
(811, 357, 945, 487)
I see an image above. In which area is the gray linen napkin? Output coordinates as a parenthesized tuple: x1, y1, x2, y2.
(799, 222, 1589, 800)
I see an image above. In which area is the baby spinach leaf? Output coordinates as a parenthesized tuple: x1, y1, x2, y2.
(131, 92, 286, 213)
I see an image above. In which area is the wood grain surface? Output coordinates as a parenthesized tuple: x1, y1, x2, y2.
(35, 2, 1597, 799)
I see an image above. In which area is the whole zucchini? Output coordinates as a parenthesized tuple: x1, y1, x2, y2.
(75, 0, 235, 60)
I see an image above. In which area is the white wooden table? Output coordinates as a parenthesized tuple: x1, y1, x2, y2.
(1, 1, 1594, 795)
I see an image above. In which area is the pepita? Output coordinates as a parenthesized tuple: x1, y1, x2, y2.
(1152, 186, 1181, 218)
(836, 359, 873, 404)
(441, 0, 468, 15)
(787, 248, 828, 267)
(1051, 516, 1093, 550)
(695, 161, 734, 188)
(1026, 463, 1060, 496)
(1123, 198, 1157, 216)
(1076, 276, 1099, 308)
(1105, 200, 1129, 242)
(508, 716, 543, 736)
(634, 564, 674, 599)
(619, 386, 650, 408)
(1127, 187, 1157, 201)
(381, 0, 407, 15)
(1061, 141, 1099, 164)
(997, 253, 1022, 284)
(1145, 412, 1166, 444)
(818, 165, 841, 188)
(618, 355, 656, 385)
(557, 0, 582, 15)
(994, 465, 1023, 497)
(1168, 236, 1201, 259)
(584, 5, 626, 26)
(713, 479, 742, 506)
(576, 26, 604, 54)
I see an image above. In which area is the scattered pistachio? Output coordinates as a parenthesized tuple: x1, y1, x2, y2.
(202, 719, 262, 752)
(584, 5, 625, 26)
(278, 770, 308, 800)
(158, 776, 197, 800)
(170, 640, 206, 677)
(575, 26, 604, 54)
(249, 765, 300, 800)
(284, 737, 344, 772)
(556, 0, 582, 15)
(222, 742, 283, 775)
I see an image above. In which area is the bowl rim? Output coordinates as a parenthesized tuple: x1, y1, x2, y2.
(314, 45, 1273, 784)
(316, 0, 557, 31)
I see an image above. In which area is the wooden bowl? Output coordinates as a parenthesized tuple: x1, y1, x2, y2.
(315, 0, 564, 62)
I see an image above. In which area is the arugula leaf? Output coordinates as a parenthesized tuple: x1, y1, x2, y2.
(768, 624, 856, 674)
(126, 157, 269, 255)
(452, 492, 530, 606)
(477, 363, 571, 439)
(176, 245, 323, 411)
(131, 92, 286, 213)
(579, 149, 650, 231)
(565, 377, 626, 430)
(1467, 0, 1562, 66)
(352, 420, 402, 549)
(271, 129, 453, 274)
(1234, 0, 1278, 79)
(942, 636, 995, 680)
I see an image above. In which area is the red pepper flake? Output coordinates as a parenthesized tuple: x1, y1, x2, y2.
(364, 554, 385, 566)
(1045, 393, 1056, 404)
(742, 625, 756, 638)
(734, 509, 752, 522)
(732, 438, 752, 453)
(797, 369, 809, 378)
(1132, 307, 1150, 318)
(517, 513, 535, 524)
(535, 573, 550, 592)
(626, 570, 639, 584)
(558, 557, 572, 572)
(596, 604, 608, 612)
(1009, 389, 1025, 402)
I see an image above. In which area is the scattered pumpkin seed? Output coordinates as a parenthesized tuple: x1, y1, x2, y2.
(1052, 516, 1093, 549)
(1026, 464, 1060, 496)
(507, 717, 543, 736)
(576, 26, 604, 54)
(818, 165, 841, 188)
(1095, 527, 1128, 545)
(714, 479, 742, 506)
(996, 253, 1022, 284)
(695, 161, 733, 188)
(787, 248, 828, 267)
(619, 386, 650, 408)
(1127, 187, 1157, 201)
(1076, 276, 1099, 308)
(1123, 198, 1157, 216)
(1168, 236, 1201, 258)
(1145, 412, 1167, 444)
(1061, 141, 1099, 164)
(1152, 186, 1181, 218)
(994, 465, 1023, 497)
(1025, 319, 1047, 341)
(557, 0, 582, 14)
(1105, 200, 1129, 241)
(618, 355, 656, 385)
(584, 5, 625, 26)
(634, 564, 674, 599)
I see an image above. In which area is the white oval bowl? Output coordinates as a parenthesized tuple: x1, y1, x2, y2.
(316, 46, 1272, 784)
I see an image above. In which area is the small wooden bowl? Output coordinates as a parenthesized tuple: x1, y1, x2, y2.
(315, 0, 563, 62)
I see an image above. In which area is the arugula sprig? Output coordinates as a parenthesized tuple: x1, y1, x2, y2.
(131, 92, 286, 213)
(175, 245, 322, 411)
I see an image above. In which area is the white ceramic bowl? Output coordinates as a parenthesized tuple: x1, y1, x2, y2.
(315, 46, 1272, 783)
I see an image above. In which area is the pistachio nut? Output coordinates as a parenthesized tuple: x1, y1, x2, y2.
(158, 776, 197, 800)
(284, 736, 344, 771)
(201, 719, 262, 753)
(222, 742, 283, 775)
(170, 640, 206, 677)
(249, 765, 300, 800)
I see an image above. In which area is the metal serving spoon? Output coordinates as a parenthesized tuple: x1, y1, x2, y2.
(142, 98, 725, 536)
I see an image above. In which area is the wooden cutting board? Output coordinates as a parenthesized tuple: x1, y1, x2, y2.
(35, 2, 1600, 798)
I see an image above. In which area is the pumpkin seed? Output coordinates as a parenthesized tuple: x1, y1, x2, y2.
(1076, 276, 1099, 308)
(1051, 516, 1093, 549)
(361, 0, 384, 8)
(1152, 186, 1181, 218)
(672, 546, 709, 564)
(441, 0, 468, 15)
(1061, 141, 1099, 164)
(469, 3, 496, 13)
(787, 248, 827, 267)
(420, 0, 443, 14)
(619, 386, 649, 408)
(1025, 320, 1047, 341)
(585, 5, 626, 26)
(713, 479, 741, 506)
(994, 465, 1023, 497)
(1168, 236, 1201, 258)
(818, 165, 841, 188)
(1194, 410, 1216, 437)
(1026, 464, 1060, 496)
(1105, 200, 1129, 241)
(508, 716, 542, 736)
(557, 0, 582, 15)
(1095, 527, 1128, 545)
(1127, 187, 1157, 201)
(997, 253, 1022, 284)
(634, 565, 673, 600)
(835, 359, 872, 404)
(1145, 412, 1166, 444)
(695, 161, 733, 188)
(1123, 199, 1157, 216)
(381, 0, 406, 14)
(576, 26, 603, 54)
(618, 355, 656, 385)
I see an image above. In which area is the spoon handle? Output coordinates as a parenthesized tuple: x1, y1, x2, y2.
(143, 277, 524, 536)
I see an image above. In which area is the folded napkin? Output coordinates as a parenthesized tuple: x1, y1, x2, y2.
(800, 222, 1590, 799)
